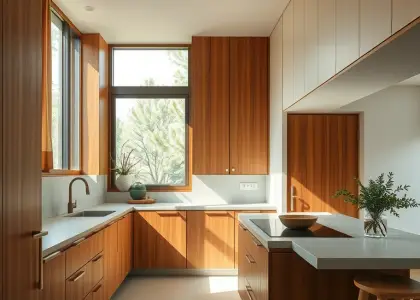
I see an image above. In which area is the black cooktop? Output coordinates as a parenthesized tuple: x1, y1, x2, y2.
(250, 218, 350, 238)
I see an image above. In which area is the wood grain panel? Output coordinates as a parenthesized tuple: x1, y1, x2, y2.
(103, 222, 119, 299)
(191, 37, 230, 174)
(91, 281, 104, 300)
(2, 0, 43, 298)
(41, 252, 66, 300)
(118, 213, 133, 282)
(287, 114, 359, 217)
(187, 211, 235, 269)
(134, 211, 157, 269)
(91, 253, 104, 290)
(230, 37, 269, 175)
(66, 261, 93, 300)
(234, 211, 260, 269)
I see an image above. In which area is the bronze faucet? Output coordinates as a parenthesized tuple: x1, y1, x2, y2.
(68, 177, 91, 214)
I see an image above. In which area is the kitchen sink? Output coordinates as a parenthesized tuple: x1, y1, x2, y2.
(66, 210, 116, 217)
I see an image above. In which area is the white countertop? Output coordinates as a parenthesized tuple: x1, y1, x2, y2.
(42, 202, 277, 257)
(238, 213, 420, 270)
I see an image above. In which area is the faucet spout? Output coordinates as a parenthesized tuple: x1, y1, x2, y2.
(68, 177, 91, 214)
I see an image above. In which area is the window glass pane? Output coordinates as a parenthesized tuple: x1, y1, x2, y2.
(115, 98, 186, 185)
(71, 36, 81, 169)
(113, 49, 188, 87)
(51, 12, 63, 169)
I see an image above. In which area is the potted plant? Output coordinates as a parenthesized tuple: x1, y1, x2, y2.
(334, 172, 419, 238)
(111, 142, 140, 192)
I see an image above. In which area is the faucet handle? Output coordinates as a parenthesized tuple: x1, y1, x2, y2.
(73, 200, 77, 209)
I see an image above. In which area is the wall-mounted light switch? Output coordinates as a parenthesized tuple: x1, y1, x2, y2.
(240, 182, 259, 191)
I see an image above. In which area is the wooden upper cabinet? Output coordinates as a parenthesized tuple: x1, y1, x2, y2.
(41, 252, 66, 300)
(392, 0, 420, 33)
(187, 211, 235, 269)
(318, 0, 336, 84)
(191, 37, 230, 174)
(360, 0, 391, 56)
(134, 211, 187, 269)
(230, 37, 269, 175)
(336, 0, 360, 72)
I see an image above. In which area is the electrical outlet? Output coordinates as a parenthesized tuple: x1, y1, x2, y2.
(240, 182, 259, 191)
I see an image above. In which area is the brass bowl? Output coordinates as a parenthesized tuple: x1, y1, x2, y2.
(279, 215, 318, 230)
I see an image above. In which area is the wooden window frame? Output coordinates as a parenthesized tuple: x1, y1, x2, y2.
(43, 5, 82, 177)
(108, 46, 192, 192)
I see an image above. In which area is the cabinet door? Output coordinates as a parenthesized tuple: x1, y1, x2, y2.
(134, 211, 157, 269)
(336, 0, 359, 72)
(104, 222, 119, 299)
(305, 0, 318, 93)
(230, 37, 269, 175)
(282, 2, 294, 109)
(91, 281, 104, 300)
(191, 37, 230, 174)
(392, 0, 420, 33)
(318, 0, 336, 84)
(41, 252, 66, 300)
(118, 214, 132, 283)
(360, 0, 391, 55)
(294, 0, 305, 100)
(234, 211, 260, 269)
(187, 211, 235, 269)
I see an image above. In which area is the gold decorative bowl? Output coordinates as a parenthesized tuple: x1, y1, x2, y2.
(279, 215, 318, 230)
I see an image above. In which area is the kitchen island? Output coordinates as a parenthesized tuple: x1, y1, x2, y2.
(237, 213, 420, 300)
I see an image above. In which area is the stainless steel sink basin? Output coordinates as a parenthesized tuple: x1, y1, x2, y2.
(66, 210, 116, 217)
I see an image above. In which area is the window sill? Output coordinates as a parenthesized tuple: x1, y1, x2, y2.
(42, 170, 82, 177)
(107, 186, 192, 193)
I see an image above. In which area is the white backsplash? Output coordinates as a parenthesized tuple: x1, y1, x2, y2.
(106, 175, 267, 205)
(42, 175, 106, 219)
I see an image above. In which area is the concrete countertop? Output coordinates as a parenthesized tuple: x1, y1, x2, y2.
(238, 213, 420, 270)
(42, 202, 277, 257)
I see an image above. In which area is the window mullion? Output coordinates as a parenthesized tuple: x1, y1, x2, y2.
(62, 22, 71, 169)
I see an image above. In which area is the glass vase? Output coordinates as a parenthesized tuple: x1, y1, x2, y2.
(364, 211, 388, 238)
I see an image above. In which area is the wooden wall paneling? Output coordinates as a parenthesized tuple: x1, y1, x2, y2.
(191, 37, 230, 174)
(2, 0, 43, 299)
(287, 115, 358, 217)
(360, 0, 392, 56)
(392, 0, 420, 33)
(304, 0, 319, 94)
(104, 221, 119, 299)
(81, 34, 108, 175)
(230, 38, 269, 175)
(336, 0, 360, 72)
(282, 2, 294, 109)
(293, 0, 306, 100)
(187, 211, 235, 269)
(41, 252, 66, 300)
(318, 0, 336, 84)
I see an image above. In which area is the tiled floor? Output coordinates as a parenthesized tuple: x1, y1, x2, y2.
(112, 276, 241, 300)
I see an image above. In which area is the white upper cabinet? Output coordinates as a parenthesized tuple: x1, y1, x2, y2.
(293, 0, 305, 101)
(360, 0, 391, 56)
(318, 0, 336, 85)
(392, 0, 420, 33)
(283, 1, 294, 109)
(336, 0, 359, 72)
(304, 0, 318, 94)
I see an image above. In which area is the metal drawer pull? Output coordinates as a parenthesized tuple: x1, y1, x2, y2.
(92, 254, 103, 262)
(245, 254, 256, 264)
(73, 237, 86, 245)
(245, 286, 254, 300)
(251, 236, 262, 247)
(71, 270, 85, 282)
(43, 251, 61, 263)
(93, 284, 102, 293)
(32, 230, 48, 290)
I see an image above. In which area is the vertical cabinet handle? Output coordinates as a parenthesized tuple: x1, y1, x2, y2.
(32, 230, 48, 290)
(290, 185, 295, 212)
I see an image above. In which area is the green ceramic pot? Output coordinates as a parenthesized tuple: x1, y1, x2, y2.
(129, 182, 147, 200)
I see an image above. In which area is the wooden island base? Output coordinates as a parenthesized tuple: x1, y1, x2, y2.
(238, 225, 409, 300)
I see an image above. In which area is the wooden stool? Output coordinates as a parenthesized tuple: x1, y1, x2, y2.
(355, 274, 420, 300)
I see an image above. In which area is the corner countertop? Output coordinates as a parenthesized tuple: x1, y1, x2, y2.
(238, 213, 420, 270)
(42, 202, 277, 257)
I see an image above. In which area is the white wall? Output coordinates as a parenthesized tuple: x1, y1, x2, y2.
(268, 16, 288, 212)
(340, 86, 420, 234)
(107, 175, 267, 205)
(42, 175, 106, 219)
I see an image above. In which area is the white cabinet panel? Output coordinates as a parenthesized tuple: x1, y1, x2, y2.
(283, 1, 294, 109)
(392, 0, 420, 33)
(305, 0, 318, 93)
(336, 0, 359, 72)
(318, 0, 336, 85)
(360, 0, 391, 56)
(294, 0, 305, 100)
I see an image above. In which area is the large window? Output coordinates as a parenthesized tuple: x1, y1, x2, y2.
(50, 10, 81, 172)
(111, 48, 190, 190)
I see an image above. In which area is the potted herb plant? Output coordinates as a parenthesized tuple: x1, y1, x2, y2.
(111, 142, 140, 192)
(334, 172, 419, 238)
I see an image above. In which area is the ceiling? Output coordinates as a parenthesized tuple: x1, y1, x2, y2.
(54, 0, 288, 44)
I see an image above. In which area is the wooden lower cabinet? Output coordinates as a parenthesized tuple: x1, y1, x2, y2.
(187, 211, 235, 269)
(118, 213, 133, 281)
(104, 221, 119, 299)
(41, 252, 66, 300)
(134, 211, 187, 269)
(90, 281, 105, 300)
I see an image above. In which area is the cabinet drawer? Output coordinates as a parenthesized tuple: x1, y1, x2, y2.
(66, 231, 104, 278)
(66, 262, 91, 300)
(91, 252, 104, 288)
(91, 281, 104, 300)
